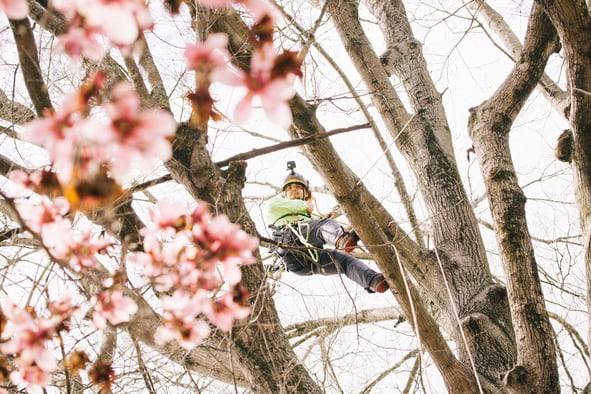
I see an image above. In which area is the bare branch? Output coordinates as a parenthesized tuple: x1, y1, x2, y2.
(468, 0, 569, 113)
(214, 123, 370, 168)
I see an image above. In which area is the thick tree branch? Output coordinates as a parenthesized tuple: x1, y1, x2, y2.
(468, 3, 560, 392)
(321, 0, 508, 389)
(137, 32, 171, 110)
(0, 89, 36, 133)
(9, 17, 53, 115)
(289, 93, 486, 393)
(468, 0, 568, 113)
(535, 0, 591, 365)
(284, 306, 404, 339)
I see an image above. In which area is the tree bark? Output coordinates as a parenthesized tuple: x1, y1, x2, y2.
(165, 121, 322, 393)
(468, 0, 569, 114)
(468, 3, 560, 392)
(320, 0, 515, 385)
(9, 17, 53, 115)
(289, 93, 487, 393)
(535, 0, 591, 366)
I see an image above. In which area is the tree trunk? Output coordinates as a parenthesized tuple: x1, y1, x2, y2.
(468, 3, 560, 392)
(536, 0, 591, 366)
(318, 0, 516, 385)
(166, 122, 322, 393)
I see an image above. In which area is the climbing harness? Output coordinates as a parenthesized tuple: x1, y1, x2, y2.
(270, 221, 319, 263)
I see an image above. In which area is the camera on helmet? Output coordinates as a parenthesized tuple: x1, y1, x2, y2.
(286, 161, 296, 173)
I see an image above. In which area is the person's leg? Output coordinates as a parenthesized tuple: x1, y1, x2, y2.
(313, 250, 383, 291)
(281, 252, 313, 275)
(308, 218, 359, 248)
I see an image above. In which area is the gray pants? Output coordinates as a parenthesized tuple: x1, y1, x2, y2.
(276, 218, 380, 292)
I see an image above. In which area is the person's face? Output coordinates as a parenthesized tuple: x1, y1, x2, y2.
(283, 183, 306, 200)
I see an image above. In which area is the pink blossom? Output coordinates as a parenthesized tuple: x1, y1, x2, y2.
(20, 76, 109, 183)
(1, 301, 58, 366)
(7, 169, 39, 197)
(195, 0, 232, 8)
(149, 199, 192, 230)
(139, 199, 192, 252)
(47, 291, 81, 320)
(9, 363, 53, 394)
(91, 290, 138, 328)
(155, 318, 210, 350)
(21, 116, 78, 183)
(193, 214, 259, 259)
(65, 224, 113, 272)
(0, 300, 60, 393)
(103, 82, 176, 181)
(155, 291, 212, 350)
(16, 196, 73, 258)
(237, 0, 275, 23)
(207, 292, 250, 332)
(220, 43, 296, 128)
(162, 290, 212, 317)
(55, 0, 153, 47)
(104, 81, 141, 120)
(184, 33, 231, 71)
(56, 26, 105, 63)
(1, 0, 28, 19)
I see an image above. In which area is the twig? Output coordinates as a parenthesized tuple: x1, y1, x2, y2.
(214, 123, 370, 168)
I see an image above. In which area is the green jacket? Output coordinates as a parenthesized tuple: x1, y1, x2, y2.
(266, 197, 318, 227)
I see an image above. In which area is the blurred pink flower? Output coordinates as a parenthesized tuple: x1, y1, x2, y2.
(207, 292, 250, 332)
(1, 301, 56, 360)
(53, 0, 152, 48)
(184, 33, 230, 71)
(103, 82, 176, 181)
(56, 27, 105, 63)
(1, 0, 28, 19)
(147, 199, 192, 231)
(155, 318, 210, 351)
(220, 43, 296, 128)
(92, 290, 138, 328)
(21, 116, 78, 183)
(0, 299, 60, 393)
(238, 0, 275, 23)
(16, 197, 73, 258)
(195, 0, 232, 8)
(155, 291, 212, 350)
(66, 224, 113, 272)
(9, 362, 53, 394)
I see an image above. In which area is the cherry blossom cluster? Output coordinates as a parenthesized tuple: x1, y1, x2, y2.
(0, 292, 129, 393)
(0, 0, 285, 390)
(128, 199, 258, 350)
(12, 195, 118, 272)
(14, 71, 176, 213)
(3, 0, 302, 128)
(54, 0, 153, 61)
(0, 295, 78, 393)
(184, 1, 302, 128)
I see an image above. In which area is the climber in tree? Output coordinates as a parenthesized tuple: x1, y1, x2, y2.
(267, 161, 389, 293)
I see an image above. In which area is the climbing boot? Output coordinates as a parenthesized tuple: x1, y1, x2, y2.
(368, 274, 389, 293)
(335, 229, 360, 254)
